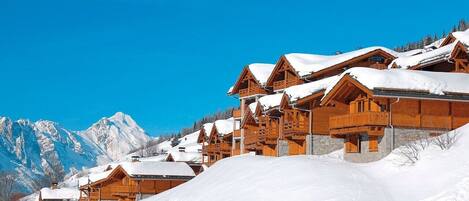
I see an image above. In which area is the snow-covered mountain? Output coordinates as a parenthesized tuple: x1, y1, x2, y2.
(79, 112, 151, 160)
(0, 112, 151, 194)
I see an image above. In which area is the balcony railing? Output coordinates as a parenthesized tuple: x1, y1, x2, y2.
(258, 127, 279, 144)
(244, 130, 260, 146)
(206, 144, 218, 153)
(239, 87, 265, 97)
(273, 79, 301, 91)
(219, 143, 231, 152)
(283, 110, 309, 137)
(330, 112, 389, 130)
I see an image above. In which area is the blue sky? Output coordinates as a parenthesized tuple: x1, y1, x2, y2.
(1, 0, 468, 135)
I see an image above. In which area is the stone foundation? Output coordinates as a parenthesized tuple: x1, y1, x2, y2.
(308, 134, 343, 155)
(344, 127, 449, 163)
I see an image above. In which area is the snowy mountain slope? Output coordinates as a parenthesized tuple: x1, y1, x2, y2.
(145, 124, 469, 201)
(79, 112, 150, 160)
(0, 112, 151, 194)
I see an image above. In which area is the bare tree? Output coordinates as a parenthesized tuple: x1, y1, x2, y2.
(0, 172, 16, 201)
(397, 136, 431, 165)
(433, 131, 459, 150)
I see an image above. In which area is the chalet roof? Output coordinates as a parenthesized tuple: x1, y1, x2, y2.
(284, 75, 339, 102)
(202, 123, 214, 137)
(166, 152, 202, 164)
(390, 42, 460, 69)
(213, 118, 239, 136)
(284, 46, 398, 77)
(40, 187, 80, 200)
(257, 93, 284, 111)
(248, 63, 276, 85)
(450, 29, 469, 46)
(323, 67, 469, 102)
(120, 161, 196, 177)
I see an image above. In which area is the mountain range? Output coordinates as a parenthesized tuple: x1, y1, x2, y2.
(0, 112, 151, 193)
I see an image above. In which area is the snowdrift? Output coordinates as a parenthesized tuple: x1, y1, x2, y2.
(145, 124, 469, 201)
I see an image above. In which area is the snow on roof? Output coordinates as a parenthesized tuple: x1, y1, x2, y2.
(40, 187, 80, 200)
(178, 130, 200, 147)
(451, 29, 469, 46)
(284, 75, 339, 102)
(258, 93, 284, 111)
(202, 123, 214, 137)
(227, 86, 234, 94)
(285, 46, 398, 77)
(167, 152, 202, 163)
(324, 67, 469, 98)
(78, 169, 113, 186)
(248, 102, 258, 114)
(390, 42, 457, 69)
(213, 118, 239, 136)
(248, 63, 275, 86)
(120, 161, 195, 177)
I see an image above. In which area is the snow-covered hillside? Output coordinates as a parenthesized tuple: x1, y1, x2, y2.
(145, 124, 469, 201)
(79, 112, 150, 160)
(0, 112, 151, 194)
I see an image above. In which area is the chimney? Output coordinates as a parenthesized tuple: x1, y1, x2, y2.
(51, 182, 58, 189)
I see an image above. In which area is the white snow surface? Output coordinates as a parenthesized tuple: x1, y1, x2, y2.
(40, 187, 80, 200)
(391, 42, 457, 69)
(144, 124, 469, 201)
(213, 118, 239, 136)
(167, 152, 202, 163)
(285, 46, 398, 76)
(324, 67, 469, 97)
(451, 29, 469, 46)
(257, 93, 283, 111)
(284, 75, 339, 102)
(120, 161, 195, 177)
(247, 63, 275, 86)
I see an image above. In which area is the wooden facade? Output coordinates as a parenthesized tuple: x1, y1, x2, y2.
(204, 124, 233, 166)
(79, 163, 194, 201)
(404, 42, 469, 73)
(322, 75, 469, 153)
(230, 67, 269, 97)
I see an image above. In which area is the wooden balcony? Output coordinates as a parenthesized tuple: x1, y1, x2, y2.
(258, 127, 279, 144)
(273, 79, 301, 91)
(219, 143, 231, 153)
(206, 144, 218, 153)
(110, 186, 137, 194)
(283, 109, 309, 138)
(239, 87, 266, 97)
(232, 109, 242, 118)
(330, 112, 389, 136)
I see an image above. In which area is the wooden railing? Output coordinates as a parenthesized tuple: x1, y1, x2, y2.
(330, 112, 389, 130)
(232, 109, 242, 118)
(110, 185, 138, 193)
(244, 130, 260, 146)
(273, 79, 301, 91)
(239, 87, 265, 97)
(206, 144, 218, 153)
(219, 143, 231, 152)
(283, 110, 309, 136)
(258, 127, 279, 143)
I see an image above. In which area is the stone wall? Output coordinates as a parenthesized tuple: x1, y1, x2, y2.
(344, 127, 449, 163)
(310, 134, 343, 155)
(277, 140, 289, 156)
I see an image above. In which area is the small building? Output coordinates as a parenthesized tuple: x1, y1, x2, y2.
(165, 152, 203, 174)
(79, 161, 195, 201)
(39, 187, 80, 201)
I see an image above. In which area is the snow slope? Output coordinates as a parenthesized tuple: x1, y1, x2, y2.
(145, 124, 469, 201)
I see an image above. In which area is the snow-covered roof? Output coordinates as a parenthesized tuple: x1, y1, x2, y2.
(285, 46, 398, 77)
(213, 118, 239, 136)
(451, 29, 469, 46)
(167, 152, 202, 163)
(40, 188, 80, 200)
(202, 123, 214, 137)
(257, 93, 284, 111)
(324, 67, 469, 99)
(248, 63, 275, 86)
(119, 161, 195, 177)
(390, 42, 458, 69)
(284, 76, 339, 102)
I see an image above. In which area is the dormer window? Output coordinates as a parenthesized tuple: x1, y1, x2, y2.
(369, 55, 385, 63)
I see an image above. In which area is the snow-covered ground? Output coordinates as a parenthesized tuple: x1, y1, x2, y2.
(145, 124, 469, 201)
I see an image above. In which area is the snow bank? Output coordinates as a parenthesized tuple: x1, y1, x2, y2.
(144, 124, 469, 201)
(285, 46, 398, 77)
(325, 67, 469, 97)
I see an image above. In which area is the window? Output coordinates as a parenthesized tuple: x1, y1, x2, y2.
(369, 136, 379, 152)
(369, 55, 385, 63)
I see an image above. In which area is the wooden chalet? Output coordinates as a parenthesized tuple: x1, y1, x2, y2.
(79, 161, 195, 201)
(165, 152, 203, 175)
(204, 118, 239, 166)
(197, 123, 213, 165)
(265, 47, 397, 91)
(321, 68, 469, 162)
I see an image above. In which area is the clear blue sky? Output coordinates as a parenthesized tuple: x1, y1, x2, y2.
(1, 0, 468, 136)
